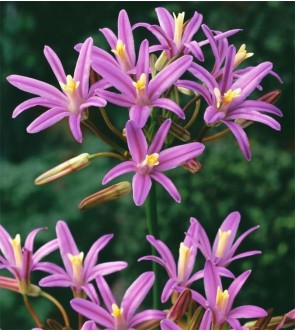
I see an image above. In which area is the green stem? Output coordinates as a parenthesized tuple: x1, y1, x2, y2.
(22, 295, 44, 328)
(88, 152, 128, 162)
(145, 181, 160, 309)
(99, 107, 126, 143)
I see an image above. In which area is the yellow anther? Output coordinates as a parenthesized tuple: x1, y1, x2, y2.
(10, 234, 22, 269)
(234, 44, 254, 67)
(214, 88, 222, 108)
(68, 252, 84, 265)
(132, 73, 146, 91)
(223, 88, 241, 104)
(178, 242, 190, 281)
(215, 229, 231, 258)
(173, 12, 185, 48)
(111, 304, 123, 318)
(143, 153, 159, 167)
(216, 286, 229, 310)
(112, 40, 126, 57)
(60, 75, 80, 93)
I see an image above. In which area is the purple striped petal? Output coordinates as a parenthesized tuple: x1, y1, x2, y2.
(204, 260, 221, 307)
(80, 96, 107, 109)
(132, 173, 152, 206)
(95, 89, 133, 107)
(91, 46, 119, 68)
(151, 98, 185, 119)
(83, 234, 113, 278)
(74, 37, 92, 99)
(149, 56, 193, 100)
(184, 41, 204, 61)
(150, 172, 181, 203)
(182, 11, 203, 44)
(148, 119, 171, 154)
(34, 262, 67, 275)
(161, 319, 182, 330)
(118, 10, 135, 66)
(227, 270, 251, 310)
(102, 161, 136, 185)
(82, 284, 100, 305)
(43, 46, 66, 84)
(226, 317, 243, 330)
(138, 255, 168, 271)
(129, 105, 151, 128)
(155, 7, 174, 39)
(121, 271, 155, 322)
(189, 61, 218, 92)
(147, 25, 176, 58)
(68, 113, 82, 143)
(56, 220, 79, 276)
(39, 274, 72, 287)
(0, 225, 15, 265)
(32, 239, 59, 264)
(95, 275, 116, 312)
(126, 120, 148, 163)
(219, 45, 235, 94)
(204, 106, 225, 124)
(228, 250, 262, 264)
(234, 100, 283, 117)
(193, 218, 212, 260)
(161, 278, 178, 303)
(21, 249, 33, 282)
(12, 97, 59, 118)
(7, 75, 68, 104)
(86, 261, 127, 282)
(27, 107, 69, 133)
(156, 142, 205, 171)
(201, 25, 221, 71)
(222, 120, 251, 160)
(130, 309, 166, 328)
(230, 305, 267, 319)
(187, 270, 204, 285)
(187, 288, 207, 307)
(176, 80, 211, 105)
(70, 298, 114, 328)
(100, 28, 117, 49)
(136, 39, 149, 81)
(81, 321, 97, 330)
(199, 309, 213, 330)
(24, 228, 44, 252)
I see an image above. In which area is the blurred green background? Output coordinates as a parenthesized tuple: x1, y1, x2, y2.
(1, 1, 294, 329)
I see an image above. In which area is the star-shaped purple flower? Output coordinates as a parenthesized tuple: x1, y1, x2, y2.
(102, 119, 205, 206)
(7, 37, 107, 143)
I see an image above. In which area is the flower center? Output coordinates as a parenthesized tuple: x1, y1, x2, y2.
(68, 252, 84, 285)
(177, 242, 190, 282)
(60, 75, 80, 94)
(173, 12, 185, 48)
(215, 286, 229, 315)
(10, 234, 23, 269)
(214, 87, 241, 109)
(59, 75, 82, 113)
(111, 304, 123, 318)
(137, 153, 159, 175)
(234, 44, 254, 67)
(111, 304, 127, 330)
(133, 73, 146, 92)
(112, 39, 132, 72)
(215, 229, 231, 258)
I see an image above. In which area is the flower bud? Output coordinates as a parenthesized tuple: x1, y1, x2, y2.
(167, 289, 192, 321)
(182, 159, 202, 173)
(78, 181, 132, 210)
(258, 89, 282, 104)
(35, 153, 90, 185)
(177, 86, 194, 96)
(159, 117, 190, 142)
(155, 51, 169, 71)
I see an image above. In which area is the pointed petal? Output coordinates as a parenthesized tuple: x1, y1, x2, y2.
(226, 317, 243, 329)
(204, 260, 221, 307)
(187, 270, 204, 285)
(182, 11, 203, 43)
(33, 239, 59, 264)
(230, 305, 267, 319)
(227, 270, 251, 310)
(7, 75, 68, 104)
(102, 161, 136, 185)
(27, 107, 69, 134)
(56, 220, 79, 276)
(161, 278, 178, 303)
(91, 45, 119, 68)
(83, 234, 114, 277)
(222, 120, 251, 160)
(219, 45, 235, 94)
(80, 96, 107, 109)
(121, 271, 155, 321)
(43, 46, 66, 84)
(155, 7, 174, 38)
(130, 309, 166, 328)
(185, 41, 205, 61)
(129, 105, 151, 128)
(86, 261, 127, 282)
(204, 105, 225, 124)
(136, 39, 149, 80)
(12, 97, 58, 118)
(150, 172, 181, 203)
(156, 142, 205, 171)
(147, 25, 176, 58)
(160, 319, 182, 330)
(176, 80, 211, 104)
(118, 10, 135, 65)
(95, 89, 133, 107)
(132, 173, 152, 206)
(74, 37, 92, 99)
(228, 250, 261, 264)
(95, 275, 116, 312)
(70, 298, 114, 328)
(235, 100, 283, 117)
(148, 119, 171, 154)
(199, 309, 213, 330)
(151, 98, 185, 119)
(39, 274, 72, 287)
(24, 228, 44, 252)
(126, 120, 148, 162)
(34, 262, 67, 275)
(100, 27, 117, 49)
(81, 321, 97, 330)
(0, 225, 15, 264)
(149, 55, 193, 100)
(189, 288, 207, 307)
(138, 255, 167, 270)
(193, 218, 212, 260)
(82, 283, 100, 305)
(189, 62, 218, 92)
(69, 113, 83, 143)
(201, 25, 221, 70)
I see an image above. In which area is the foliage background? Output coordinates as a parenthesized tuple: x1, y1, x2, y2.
(0, 1, 294, 329)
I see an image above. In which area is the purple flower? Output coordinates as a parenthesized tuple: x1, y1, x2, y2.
(94, 39, 193, 127)
(102, 119, 205, 206)
(161, 319, 182, 330)
(38, 220, 127, 295)
(0, 225, 58, 295)
(71, 272, 166, 329)
(7, 37, 107, 143)
(197, 261, 267, 329)
(177, 45, 283, 160)
(195, 211, 261, 269)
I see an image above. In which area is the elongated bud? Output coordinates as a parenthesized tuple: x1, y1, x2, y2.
(183, 159, 202, 173)
(177, 86, 194, 96)
(0, 276, 41, 297)
(159, 117, 190, 142)
(155, 51, 169, 71)
(78, 181, 132, 210)
(167, 289, 192, 321)
(150, 54, 158, 78)
(35, 153, 90, 185)
(258, 89, 282, 104)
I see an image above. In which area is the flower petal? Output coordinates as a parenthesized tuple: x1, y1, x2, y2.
(100, 27, 117, 49)
(235, 100, 283, 117)
(182, 11, 203, 44)
(43, 46, 67, 84)
(95, 275, 116, 312)
(121, 271, 155, 322)
(161, 278, 178, 303)
(199, 309, 213, 330)
(219, 45, 235, 94)
(102, 161, 136, 185)
(148, 119, 171, 154)
(68, 113, 83, 143)
(82, 284, 100, 305)
(155, 7, 174, 39)
(86, 261, 128, 283)
(160, 319, 182, 330)
(39, 274, 72, 287)
(230, 305, 267, 319)
(24, 228, 45, 252)
(80, 96, 107, 109)
(0, 225, 15, 265)
(156, 142, 205, 171)
(132, 173, 152, 206)
(126, 120, 148, 163)
(204, 260, 221, 307)
(227, 250, 261, 264)
(129, 105, 151, 128)
(27, 107, 69, 134)
(33, 239, 59, 264)
(34, 262, 67, 275)
(151, 98, 185, 119)
(150, 172, 181, 203)
(81, 321, 97, 330)
(12, 97, 59, 118)
(136, 39, 150, 80)
(227, 270, 251, 310)
(130, 309, 166, 328)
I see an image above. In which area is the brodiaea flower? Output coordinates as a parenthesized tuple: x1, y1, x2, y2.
(71, 272, 166, 329)
(102, 119, 205, 206)
(38, 220, 127, 296)
(0, 225, 58, 295)
(7, 37, 107, 143)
